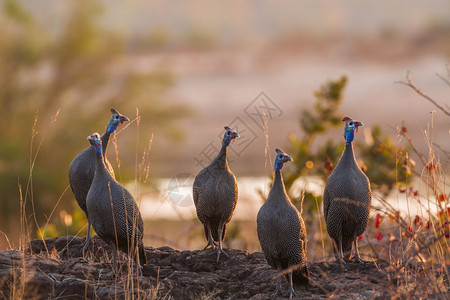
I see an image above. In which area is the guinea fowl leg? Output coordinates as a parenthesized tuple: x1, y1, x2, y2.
(216, 221, 229, 262)
(332, 237, 345, 267)
(351, 239, 367, 263)
(203, 224, 217, 250)
(133, 247, 143, 276)
(107, 241, 119, 275)
(272, 275, 282, 297)
(343, 241, 352, 261)
(287, 272, 296, 299)
(82, 222, 92, 254)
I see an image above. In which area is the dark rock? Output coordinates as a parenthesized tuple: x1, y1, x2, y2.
(23, 272, 55, 299)
(191, 261, 215, 272)
(323, 281, 337, 292)
(0, 236, 435, 299)
(55, 278, 94, 299)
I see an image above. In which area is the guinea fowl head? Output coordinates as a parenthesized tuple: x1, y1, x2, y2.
(342, 116, 364, 144)
(222, 126, 240, 147)
(106, 108, 130, 134)
(274, 148, 293, 171)
(87, 132, 103, 155)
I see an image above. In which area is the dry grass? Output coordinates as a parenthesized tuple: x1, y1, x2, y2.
(0, 108, 160, 299)
(1, 72, 448, 299)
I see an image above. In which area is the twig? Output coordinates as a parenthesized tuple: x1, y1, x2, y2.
(397, 231, 448, 271)
(0, 231, 13, 249)
(432, 142, 450, 159)
(395, 71, 450, 117)
(400, 130, 427, 166)
(435, 72, 450, 89)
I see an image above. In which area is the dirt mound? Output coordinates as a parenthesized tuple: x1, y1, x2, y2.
(0, 236, 417, 299)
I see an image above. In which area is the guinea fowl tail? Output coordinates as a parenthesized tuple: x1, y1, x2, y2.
(293, 265, 310, 285)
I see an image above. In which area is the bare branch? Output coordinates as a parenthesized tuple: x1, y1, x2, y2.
(435, 72, 450, 89)
(432, 142, 450, 160)
(396, 71, 450, 117)
(401, 130, 427, 166)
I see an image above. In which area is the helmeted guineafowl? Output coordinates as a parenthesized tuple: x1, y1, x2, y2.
(323, 116, 371, 265)
(68, 109, 129, 251)
(86, 133, 146, 271)
(193, 126, 239, 263)
(257, 148, 309, 298)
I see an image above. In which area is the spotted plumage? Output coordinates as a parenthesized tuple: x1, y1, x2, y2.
(68, 109, 129, 251)
(323, 116, 371, 264)
(257, 149, 309, 298)
(85, 132, 146, 270)
(193, 126, 239, 263)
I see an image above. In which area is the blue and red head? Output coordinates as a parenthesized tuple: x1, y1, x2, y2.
(274, 148, 293, 171)
(343, 116, 364, 144)
(222, 126, 240, 147)
(106, 108, 130, 134)
(87, 132, 103, 155)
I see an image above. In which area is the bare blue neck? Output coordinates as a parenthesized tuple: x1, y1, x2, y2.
(271, 169, 287, 196)
(211, 145, 228, 170)
(340, 142, 358, 168)
(101, 132, 111, 156)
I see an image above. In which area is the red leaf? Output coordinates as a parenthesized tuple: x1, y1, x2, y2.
(375, 213, 383, 228)
(402, 226, 414, 239)
(426, 162, 435, 171)
(375, 232, 383, 241)
(413, 215, 422, 227)
(324, 160, 333, 173)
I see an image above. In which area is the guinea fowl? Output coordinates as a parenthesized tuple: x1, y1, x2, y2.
(193, 126, 239, 263)
(86, 133, 146, 271)
(323, 116, 371, 265)
(68, 109, 129, 251)
(257, 148, 309, 299)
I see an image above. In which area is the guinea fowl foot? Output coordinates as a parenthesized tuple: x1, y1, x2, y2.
(271, 290, 283, 298)
(203, 241, 217, 250)
(351, 243, 369, 263)
(285, 272, 296, 299)
(351, 256, 369, 264)
(82, 239, 91, 256)
(284, 289, 296, 299)
(216, 247, 229, 263)
(271, 277, 282, 298)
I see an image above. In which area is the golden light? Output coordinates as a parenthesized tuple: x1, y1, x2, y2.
(59, 210, 73, 227)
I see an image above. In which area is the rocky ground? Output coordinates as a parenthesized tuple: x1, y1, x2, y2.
(0, 236, 444, 299)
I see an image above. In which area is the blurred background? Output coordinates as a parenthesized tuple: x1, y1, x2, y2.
(0, 0, 448, 261)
